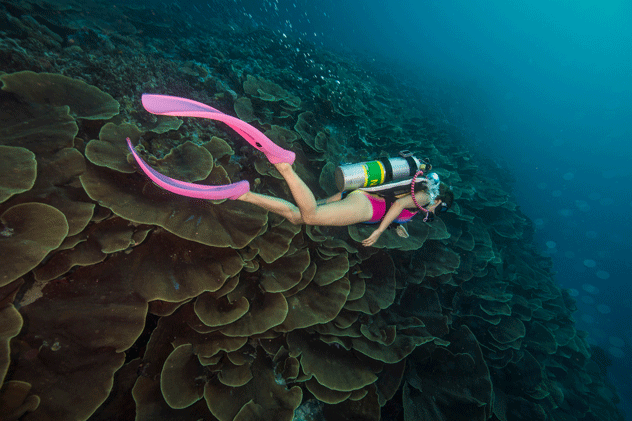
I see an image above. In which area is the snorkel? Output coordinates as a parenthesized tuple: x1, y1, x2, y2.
(410, 171, 442, 222)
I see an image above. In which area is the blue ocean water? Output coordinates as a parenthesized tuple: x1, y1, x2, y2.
(217, 0, 632, 415)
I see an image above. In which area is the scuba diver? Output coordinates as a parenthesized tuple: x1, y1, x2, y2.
(128, 94, 454, 247)
(236, 157, 454, 247)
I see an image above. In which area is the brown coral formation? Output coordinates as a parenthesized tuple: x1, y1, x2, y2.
(0, 146, 37, 203)
(0, 2, 624, 421)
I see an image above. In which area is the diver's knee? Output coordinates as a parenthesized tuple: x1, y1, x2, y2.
(289, 216, 303, 225)
(301, 213, 318, 225)
(284, 212, 303, 225)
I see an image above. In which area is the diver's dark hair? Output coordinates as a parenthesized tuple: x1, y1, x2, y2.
(412, 179, 429, 193)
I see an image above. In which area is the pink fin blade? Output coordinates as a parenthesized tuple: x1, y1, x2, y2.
(141, 94, 295, 164)
(126, 137, 249, 200)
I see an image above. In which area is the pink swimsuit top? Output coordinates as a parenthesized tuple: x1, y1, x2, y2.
(352, 191, 419, 224)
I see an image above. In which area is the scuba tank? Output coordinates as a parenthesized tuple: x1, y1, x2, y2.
(335, 151, 430, 191)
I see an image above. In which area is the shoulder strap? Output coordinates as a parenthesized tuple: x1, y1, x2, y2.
(381, 192, 396, 222)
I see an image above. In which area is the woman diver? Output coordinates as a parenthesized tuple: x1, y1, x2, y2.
(129, 94, 454, 247)
(236, 162, 454, 247)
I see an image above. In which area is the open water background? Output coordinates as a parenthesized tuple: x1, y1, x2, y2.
(155, 0, 632, 416)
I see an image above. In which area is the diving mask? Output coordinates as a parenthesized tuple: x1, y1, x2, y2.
(424, 201, 449, 222)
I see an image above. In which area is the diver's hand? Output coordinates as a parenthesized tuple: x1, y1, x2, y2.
(362, 229, 383, 247)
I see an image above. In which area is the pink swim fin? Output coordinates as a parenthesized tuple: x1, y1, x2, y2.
(126, 137, 250, 200)
(141, 94, 295, 164)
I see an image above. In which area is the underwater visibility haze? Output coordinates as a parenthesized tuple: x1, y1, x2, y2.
(0, 0, 630, 420)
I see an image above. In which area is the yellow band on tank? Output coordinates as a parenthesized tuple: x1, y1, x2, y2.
(363, 160, 386, 187)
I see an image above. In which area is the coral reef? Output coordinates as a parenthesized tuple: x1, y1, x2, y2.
(0, 1, 624, 421)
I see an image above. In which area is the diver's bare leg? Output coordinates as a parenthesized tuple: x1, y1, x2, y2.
(237, 191, 303, 224)
(273, 163, 372, 225)
(316, 192, 343, 205)
(273, 163, 319, 222)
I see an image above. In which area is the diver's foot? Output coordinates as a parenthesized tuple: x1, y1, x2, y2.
(234, 190, 251, 201)
(263, 149, 296, 165)
(273, 162, 293, 174)
(396, 225, 409, 238)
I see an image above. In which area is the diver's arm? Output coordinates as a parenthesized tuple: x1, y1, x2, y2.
(361, 200, 405, 246)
